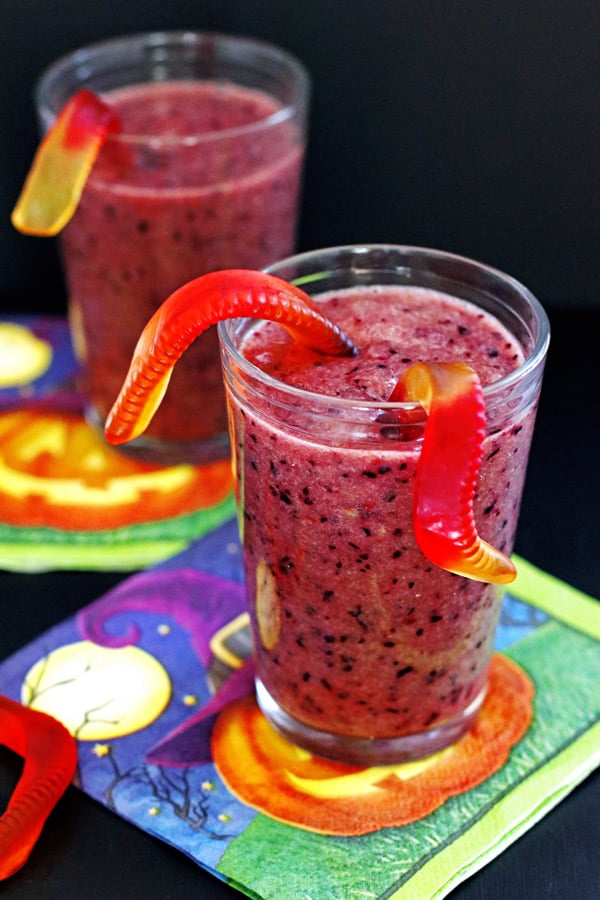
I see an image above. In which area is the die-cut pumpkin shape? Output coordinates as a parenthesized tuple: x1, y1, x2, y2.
(212, 654, 534, 835)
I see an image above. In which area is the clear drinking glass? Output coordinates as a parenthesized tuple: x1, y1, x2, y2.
(35, 31, 310, 464)
(219, 244, 549, 765)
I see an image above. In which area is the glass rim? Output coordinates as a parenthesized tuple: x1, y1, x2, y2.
(218, 243, 551, 412)
(34, 29, 311, 146)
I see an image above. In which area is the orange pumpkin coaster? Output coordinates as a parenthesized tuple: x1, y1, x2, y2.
(212, 654, 534, 836)
(0, 409, 233, 531)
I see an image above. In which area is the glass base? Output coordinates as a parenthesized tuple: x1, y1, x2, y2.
(256, 677, 486, 767)
(87, 405, 230, 466)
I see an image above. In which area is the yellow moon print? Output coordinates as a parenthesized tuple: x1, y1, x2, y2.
(0, 322, 52, 387)
(21, 640, 171, 739)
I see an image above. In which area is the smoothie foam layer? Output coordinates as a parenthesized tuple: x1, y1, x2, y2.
(243, 285, 524, 397)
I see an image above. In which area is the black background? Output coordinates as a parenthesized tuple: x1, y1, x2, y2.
(2, 1, 600, 313)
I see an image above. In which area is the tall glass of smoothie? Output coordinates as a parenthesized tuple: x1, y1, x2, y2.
(34, 31, 309, 463)
(219, 245, 549, 765)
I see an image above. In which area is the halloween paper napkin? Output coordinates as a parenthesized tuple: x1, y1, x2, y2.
(0, 316, 235, 571)
(0, 515, 598, 900)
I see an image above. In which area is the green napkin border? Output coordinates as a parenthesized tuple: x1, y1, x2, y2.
(390, 555, 600, 899)
(0, 493, 236, 571)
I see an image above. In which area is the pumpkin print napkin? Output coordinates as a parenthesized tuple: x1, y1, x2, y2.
(0, 316, 234, 570)
(0, 515, 598, 900)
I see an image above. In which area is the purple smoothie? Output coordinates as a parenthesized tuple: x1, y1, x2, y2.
(60, 80, 304, 451)
(227, 285, 536, 747)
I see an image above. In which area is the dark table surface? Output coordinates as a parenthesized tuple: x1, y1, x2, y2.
(0, 308, 598, 899)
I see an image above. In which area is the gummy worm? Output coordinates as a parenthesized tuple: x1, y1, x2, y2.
(392, 361, 517, 584)
(105, 269, 357, 445)
(12, 89, 120, 236)
(0, 694, 78, 879)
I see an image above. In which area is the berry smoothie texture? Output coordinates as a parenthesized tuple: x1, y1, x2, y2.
(230, 286, 536, 741)
(60, 80, 304, 444)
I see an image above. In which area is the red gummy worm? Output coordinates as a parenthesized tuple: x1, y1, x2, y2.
(392, 361, 516, 584)
(60, 89, 121, 152)
(11, 89, 121, 237)
(105, 268, 357, 445)
(0, 694, 78, 879)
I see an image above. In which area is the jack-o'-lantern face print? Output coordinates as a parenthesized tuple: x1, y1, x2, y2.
(0, 410, 233, 530)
